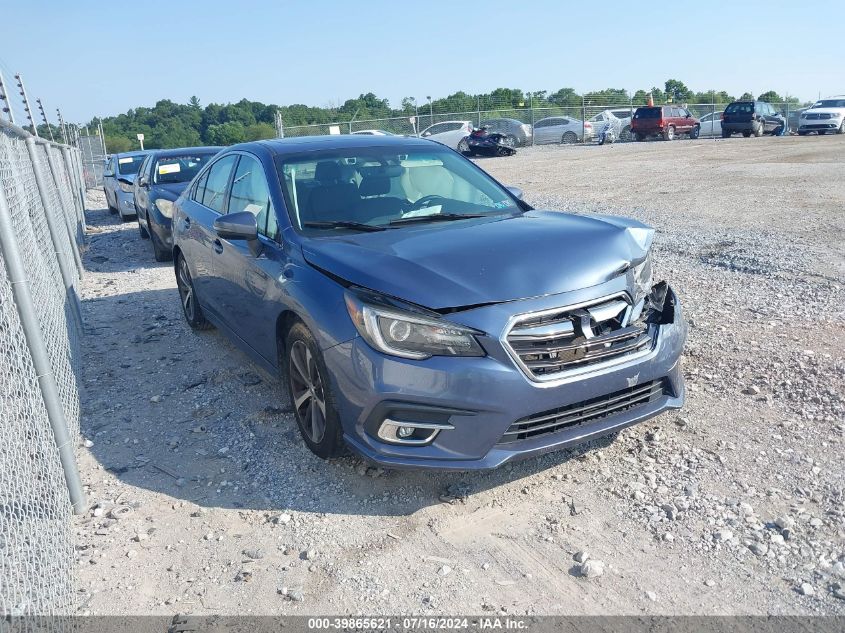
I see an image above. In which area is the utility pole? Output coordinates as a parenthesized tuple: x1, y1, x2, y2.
(427, 95, 433, 128)
(0, 69, 14, 124)
(15, 73, 38, 136)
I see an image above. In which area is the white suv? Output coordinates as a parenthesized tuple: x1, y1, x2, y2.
(798, 96, 845, 135)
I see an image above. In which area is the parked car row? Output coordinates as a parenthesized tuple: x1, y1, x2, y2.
(400, 95, 845, 149)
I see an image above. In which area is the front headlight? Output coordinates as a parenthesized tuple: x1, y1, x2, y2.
(118, 181, 134, 193)
(345, 290, 485, 360)
(629, 251, 653, 305)
(153, 199, 174, 218)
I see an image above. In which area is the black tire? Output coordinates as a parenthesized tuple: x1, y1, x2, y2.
(798, 131, 808, 136)
(285, 322, 344, 459)
(456, 138, 470, 154)
(175, 254, 212, 331)
(742, 131, 752, 138)
(151, 230, 172, 262)
(663, 126, 675, 141)
(107, 196, 117, 214)
(754, 121, 764, 137)
(689, 125, 700, 139)
(561, 131, 577, 144)
(838, 121, 845, 135)
(817, 130, 827, 136)
(721, 130, 731, 138)
(635, 133, 645, 142)
(138, 217, 150, 239)
(620, 125, 632, 141)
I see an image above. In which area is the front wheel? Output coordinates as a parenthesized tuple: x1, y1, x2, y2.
(175, 255, 212, 330)
(721, 130, 731, 138)
(754, 121, 764, 137)
(561, 131, 577, 144)
(286, 322, 344, 459)
(742, 131, 752, 138)
(689, 125, 700, 139)
(798, 130, 808, 136)
(635, 132, 645, 142)
(620, 126, 632, 141)
(138, 220, 149, 239)
(838, 121, 845, 135)
(151, 230, 172, 262)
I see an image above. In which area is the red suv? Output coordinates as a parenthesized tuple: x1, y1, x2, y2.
(631, 106, 700, 141)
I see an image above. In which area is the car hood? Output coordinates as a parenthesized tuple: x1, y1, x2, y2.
(301, 211, 654, 310)
(804, 108, 844, 116)
(151, 182, 189, 199)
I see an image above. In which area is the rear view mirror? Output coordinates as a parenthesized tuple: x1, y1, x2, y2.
(213, 211, 258, 241)
(506, 186, 524, 200)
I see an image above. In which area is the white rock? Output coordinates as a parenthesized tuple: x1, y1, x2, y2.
(580, 560, 604, 579)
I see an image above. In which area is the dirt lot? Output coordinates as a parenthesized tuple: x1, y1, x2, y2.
(74, 136, 844, 615)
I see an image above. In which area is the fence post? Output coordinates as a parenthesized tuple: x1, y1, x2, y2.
(0, 177, 86, 515)
(25, 137, 84, 330)
(61, 146, 86, 232)
(44, 146, 85, 279)
(582, 96, 586, 142)
(530, 94, 535, 146)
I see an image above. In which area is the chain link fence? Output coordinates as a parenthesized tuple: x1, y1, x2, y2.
(0, 116, 86, 624)
(279, 97, 800, 145)
(78, 133, 107, 188)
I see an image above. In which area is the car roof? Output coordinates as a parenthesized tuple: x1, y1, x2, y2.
(247, 134, 442, 156)
(114, 150, 151, 158)
(148, 146, 222, 158)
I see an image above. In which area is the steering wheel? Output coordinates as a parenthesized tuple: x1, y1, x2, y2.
(407, 194, 448, 211)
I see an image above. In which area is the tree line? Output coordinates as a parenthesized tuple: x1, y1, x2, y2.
(81, 79, 805, 152)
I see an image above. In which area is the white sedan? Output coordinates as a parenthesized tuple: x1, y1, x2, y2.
(419, 121, 473, 150)
(698, 111, 724, 137)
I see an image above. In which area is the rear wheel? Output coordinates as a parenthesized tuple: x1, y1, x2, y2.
(561, 131, 577, 144)
(838, 121, 845, 135)
(285, 322, 344, 459)
(620, 125, 632, 141)
(818, 130, 827, 136)
(457, 138, 470, 155)
(635, 132, 645, 142)
(663, 126, 675, 141)
(175, 255, 212, 330)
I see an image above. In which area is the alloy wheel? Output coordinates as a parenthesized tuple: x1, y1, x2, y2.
(177, 257, 195, 322)
(289, 340, 327, 444)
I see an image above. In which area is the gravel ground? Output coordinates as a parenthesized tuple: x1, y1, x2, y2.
(74, 136, 844, 616)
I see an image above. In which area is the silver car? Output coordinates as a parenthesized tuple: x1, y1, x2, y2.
(533, 116, 593, 144)
(698, 111, 724, 137)
(102, 151, 150, 220)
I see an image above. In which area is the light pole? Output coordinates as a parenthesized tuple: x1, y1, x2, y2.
(427, 95, 433, 127)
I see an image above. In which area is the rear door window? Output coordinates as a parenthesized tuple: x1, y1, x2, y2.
(201, 155, 237, 213)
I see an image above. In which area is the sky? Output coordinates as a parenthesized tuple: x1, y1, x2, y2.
(1, 0, 843, 124)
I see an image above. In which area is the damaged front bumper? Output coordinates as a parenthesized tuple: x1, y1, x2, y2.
(329, 281, 687, 471)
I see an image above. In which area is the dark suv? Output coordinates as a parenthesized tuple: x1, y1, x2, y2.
(631, 106, 700, 141)
(721, 101, 785, 138)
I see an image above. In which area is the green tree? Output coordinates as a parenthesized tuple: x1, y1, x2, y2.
(739, 92, 755, 101)
(664, 79, 692, 103)
(205, 121, 246, 145)
(244, 122, 277, 141)
(105, 135, 132, 152)
(548, 88, 581, 107)
(758, 91, 783, 103)
(189, 96, 201, 109)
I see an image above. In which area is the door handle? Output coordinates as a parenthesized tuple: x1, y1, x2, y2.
(213, 239, 223, 254)
(182, 217, 191, 231)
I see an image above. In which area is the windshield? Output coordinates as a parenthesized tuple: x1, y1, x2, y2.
(634, 108, 661, 119)
(274, 146, 521, 233)
(116, 154, 146, 175)
(812, 99, 845, 109)
(153, 153, 216, 185)
(725, 102, 754, 114)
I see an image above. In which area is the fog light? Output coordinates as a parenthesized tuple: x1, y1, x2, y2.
(376, 419, 455, 445)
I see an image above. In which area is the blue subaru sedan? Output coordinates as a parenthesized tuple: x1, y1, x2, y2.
(171, 135, 686, 470)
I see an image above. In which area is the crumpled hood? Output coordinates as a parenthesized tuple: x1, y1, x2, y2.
(302, 210, 654, 310)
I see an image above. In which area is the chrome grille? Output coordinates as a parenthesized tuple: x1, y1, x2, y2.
(804, 112, 831, 120)
(504, 295, 655, 381)
(499, 380, 667, 443)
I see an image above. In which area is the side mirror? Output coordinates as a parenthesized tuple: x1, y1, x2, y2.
(422, 131, 431, 137)
(506, 185, 524, 200)
(213, 211, 258, 241)
(138, 176, 148, 187)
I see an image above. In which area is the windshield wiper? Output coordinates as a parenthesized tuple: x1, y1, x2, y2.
(302, 221, 387, 232)
(388, 213, 489, 226)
